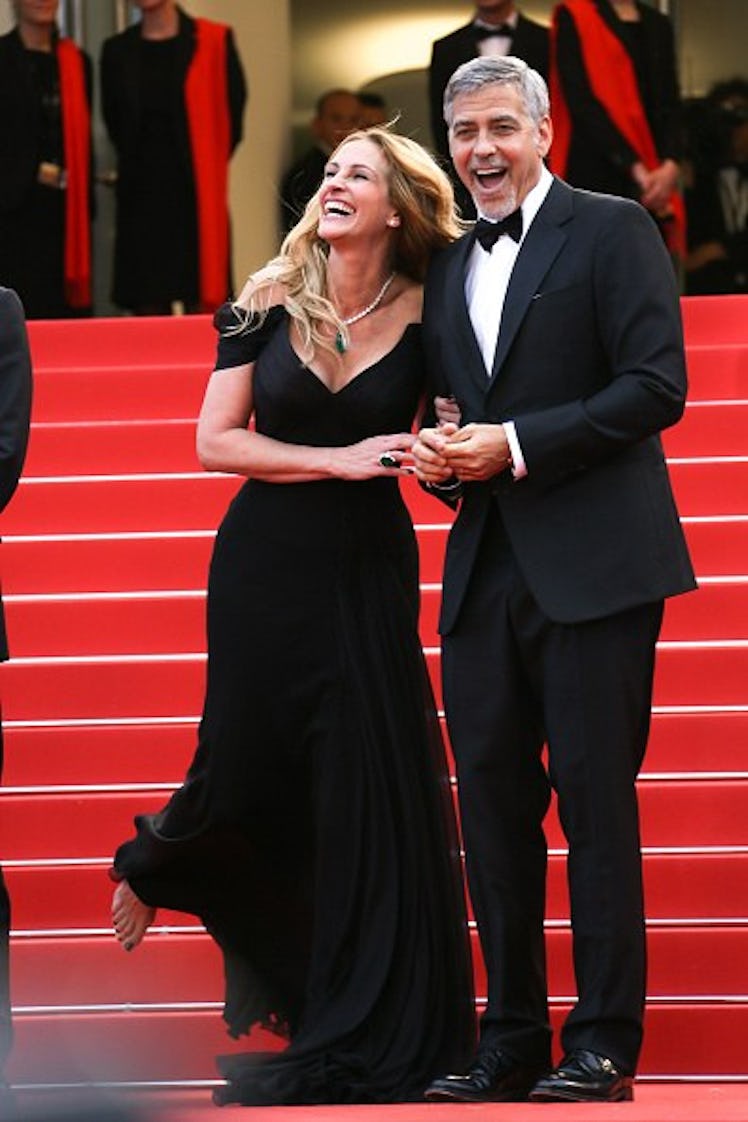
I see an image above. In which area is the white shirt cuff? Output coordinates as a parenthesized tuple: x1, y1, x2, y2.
(503, 420, 527, 479)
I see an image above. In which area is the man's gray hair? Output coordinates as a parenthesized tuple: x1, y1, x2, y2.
(444, 55, 550, 128)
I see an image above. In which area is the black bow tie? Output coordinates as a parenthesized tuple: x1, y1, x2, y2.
(474, 23, 514, 40)
(474, 210, 523, 250)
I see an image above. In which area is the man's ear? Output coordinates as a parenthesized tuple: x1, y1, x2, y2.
(537, 115, 553, 159)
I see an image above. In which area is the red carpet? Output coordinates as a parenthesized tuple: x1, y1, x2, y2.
(12, 1083, 748, 1120)
(1, 295, 747, 1095)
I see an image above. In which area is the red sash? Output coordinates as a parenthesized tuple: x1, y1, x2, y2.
(184, 19, 232, 311)
(549, 0, 685, 255)
(57, 38, 91, 308)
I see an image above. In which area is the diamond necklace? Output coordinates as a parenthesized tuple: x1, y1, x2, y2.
(334, 272, 396, 354)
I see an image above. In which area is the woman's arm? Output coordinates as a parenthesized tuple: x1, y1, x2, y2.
(196, 362, 414, 483)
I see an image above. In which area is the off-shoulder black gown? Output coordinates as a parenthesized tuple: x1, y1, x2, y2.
(112, 309, 475, 1105)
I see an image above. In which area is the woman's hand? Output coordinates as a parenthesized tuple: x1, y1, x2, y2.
(638, 159, 680, 214)
(334, 433, 416, 481)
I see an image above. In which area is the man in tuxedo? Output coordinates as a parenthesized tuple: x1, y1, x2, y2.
(413, 56, 695, 1104)
(429, 2, 548, 216)
(0, 287, 32, 1106)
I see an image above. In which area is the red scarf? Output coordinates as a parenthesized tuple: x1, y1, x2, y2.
(183, 19, 232, 312)
(57, 38, 91, 308)
(549, 0, 685, 255)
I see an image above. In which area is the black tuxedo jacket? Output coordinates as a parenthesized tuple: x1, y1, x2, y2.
(0, 288, 32, 662)
(429, 15, 550, 161)
(422, 178, 696, 633)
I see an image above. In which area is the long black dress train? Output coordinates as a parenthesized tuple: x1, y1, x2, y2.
(112, 308, 475, 1105)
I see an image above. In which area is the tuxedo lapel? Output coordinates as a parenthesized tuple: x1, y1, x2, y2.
(446, 236, 492, 400)
(490, 179, 572, 382)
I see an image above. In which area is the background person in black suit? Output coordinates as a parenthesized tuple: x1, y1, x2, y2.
(0, 287, 33, 1107)
(357, 90, 389, 128)
(278, 88, 362, 234)
(684, 77, 748, 295)
(428, 1, 549, 217)
(413, 55, 695, 1104)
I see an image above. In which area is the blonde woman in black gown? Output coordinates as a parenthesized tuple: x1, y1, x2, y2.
(110, 127, 475, 1105)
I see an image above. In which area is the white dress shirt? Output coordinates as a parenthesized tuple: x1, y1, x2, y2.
(474, 13, 517, 58)
(465, 164, 553, 478)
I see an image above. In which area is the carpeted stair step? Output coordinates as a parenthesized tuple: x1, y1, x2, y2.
(6, 577, 746, 658)
(4, 708, 746, 789)
(2, 532, 217, 596)
(4, 516, 746, 596)
(6, 1002, 748, 1084)
(22, 398, 746, 479)
(685, 345, 748, 397)
(663, 400, 748, 456)
(25, 420, 200, 476)
(32, 365, 210, 424)
(4, 460, 747, 537)
(1, 779, 746, 860)
(5, 848, 746, 931)
(417, 581, 745, 645)
(3, 642, 746, 722)
(9, 925, 748, 1009)
(681, 294, 748, 343)
(3, 475, 241, 535)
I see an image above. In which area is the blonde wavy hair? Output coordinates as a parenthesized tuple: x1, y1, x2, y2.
(234, 128, 463, 358)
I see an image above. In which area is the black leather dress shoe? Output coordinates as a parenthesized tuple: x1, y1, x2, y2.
(529, 1049, 634, 1102)
(425, 1049, 547, 1102)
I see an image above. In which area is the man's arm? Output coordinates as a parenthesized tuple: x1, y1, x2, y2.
(512, 200, 686, 486)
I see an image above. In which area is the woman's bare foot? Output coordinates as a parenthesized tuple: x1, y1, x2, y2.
(112, 879, 156, 951)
